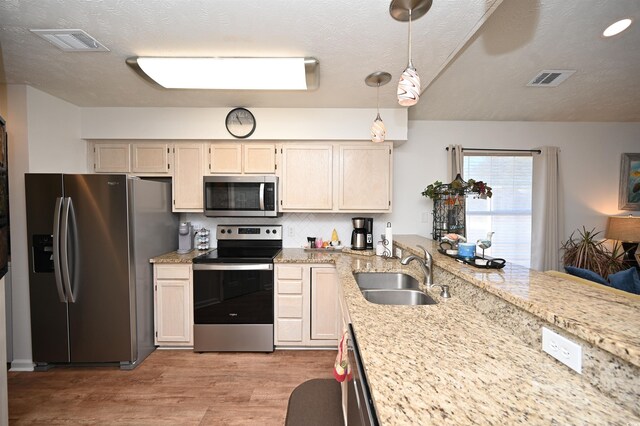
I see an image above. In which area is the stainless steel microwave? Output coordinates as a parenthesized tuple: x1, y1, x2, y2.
(203, 176, 280, 217)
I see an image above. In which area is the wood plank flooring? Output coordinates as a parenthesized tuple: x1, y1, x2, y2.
(8, 349, 337, 425)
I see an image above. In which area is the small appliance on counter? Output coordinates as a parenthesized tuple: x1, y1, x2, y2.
(177, 221, 194, 254)
(196, 227, 210, 251)
(364, 217, 374, 250)
(351, 217, 367, 250)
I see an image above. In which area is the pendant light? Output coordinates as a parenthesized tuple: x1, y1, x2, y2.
(365, 72, 392, 143)
(390, 0, 432, 106)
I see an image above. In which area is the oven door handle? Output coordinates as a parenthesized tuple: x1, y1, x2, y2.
(193, 263, 273, 271)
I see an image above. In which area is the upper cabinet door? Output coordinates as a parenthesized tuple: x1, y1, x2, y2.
(338, 144, 392, 211)
(131, 143, 171, 174)
(94, 143, 130, 173)
(243, 143, 276, 174)
(281, 145, 333, 210)
(208, 144, 242, 174)
(173, 144, 204, 211)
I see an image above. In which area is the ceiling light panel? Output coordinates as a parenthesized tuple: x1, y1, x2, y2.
(129, 57, 319, 90)
(30, 29, 109, 52)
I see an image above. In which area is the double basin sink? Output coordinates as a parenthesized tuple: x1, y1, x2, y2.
(354, 272, 437, 306)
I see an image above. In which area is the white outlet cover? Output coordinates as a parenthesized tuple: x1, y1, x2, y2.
(542, 327, 582, 374)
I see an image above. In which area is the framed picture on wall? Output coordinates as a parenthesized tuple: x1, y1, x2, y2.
(619, 153, 640, 210)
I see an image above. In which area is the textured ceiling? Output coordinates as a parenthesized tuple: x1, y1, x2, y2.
(0, 0, 638, 122)
(411, 0, 640, 121)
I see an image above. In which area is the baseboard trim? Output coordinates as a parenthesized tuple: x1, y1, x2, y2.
(10, 359, 34, 372)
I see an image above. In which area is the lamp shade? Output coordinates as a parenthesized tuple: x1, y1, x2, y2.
(371, 114, 386, 143)
(397, 64, 420, 106)
(605, 215, 640, 242)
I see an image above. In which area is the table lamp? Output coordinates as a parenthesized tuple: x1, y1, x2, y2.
(605, 215, 640, 267)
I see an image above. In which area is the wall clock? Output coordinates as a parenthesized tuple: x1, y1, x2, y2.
(225, 107, 256, 139)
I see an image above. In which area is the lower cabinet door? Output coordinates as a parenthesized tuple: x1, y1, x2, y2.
(310, 267, 340, 341)
(155, 279, 192, 346)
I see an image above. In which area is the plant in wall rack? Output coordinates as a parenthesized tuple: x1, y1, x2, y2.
(422, 174, 492, 241)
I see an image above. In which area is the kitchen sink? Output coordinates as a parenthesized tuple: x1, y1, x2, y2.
(361, 289, 437, 306)
(353, 272, 421, 290)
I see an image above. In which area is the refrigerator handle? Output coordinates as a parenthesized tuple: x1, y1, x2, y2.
(60, 197, 76, 303)
(52, 197, 66, 303)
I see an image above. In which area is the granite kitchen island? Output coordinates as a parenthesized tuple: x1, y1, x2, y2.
(275, 235, 640, 425)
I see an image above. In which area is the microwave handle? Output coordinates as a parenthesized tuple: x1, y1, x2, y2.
(259, 183, 265, 211)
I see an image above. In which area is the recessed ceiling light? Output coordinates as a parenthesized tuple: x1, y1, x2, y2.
(603, 18, 632, 37)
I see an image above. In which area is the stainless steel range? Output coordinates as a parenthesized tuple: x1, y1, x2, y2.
(192, 225, 282, 352)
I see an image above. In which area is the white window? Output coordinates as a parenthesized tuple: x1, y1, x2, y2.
(463, 154, 533, 268)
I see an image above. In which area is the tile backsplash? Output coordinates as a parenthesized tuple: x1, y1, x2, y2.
(183, 212, 392, 248)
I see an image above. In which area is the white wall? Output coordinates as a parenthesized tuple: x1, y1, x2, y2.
(392, 121, 640, 241)
(6, 85, 32, 371)
(27, 88, 84, 173)
(81, 107, 408, 141)
(6, 85, 83, 371)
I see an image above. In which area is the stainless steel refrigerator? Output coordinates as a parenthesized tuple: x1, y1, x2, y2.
(25, 174, 178, 369)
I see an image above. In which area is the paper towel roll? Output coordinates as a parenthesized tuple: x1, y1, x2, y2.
(385, 222, 393, 255)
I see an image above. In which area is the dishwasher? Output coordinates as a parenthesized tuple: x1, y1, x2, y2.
(347, 324, 379, 426)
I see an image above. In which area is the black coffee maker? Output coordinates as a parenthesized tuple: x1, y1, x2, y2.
(351, 217, 367, 250)
(365, 218, 374, 250)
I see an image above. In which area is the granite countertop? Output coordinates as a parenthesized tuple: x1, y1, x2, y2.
(149, 249, 211, 264)
(393, 235, 640, 369)
(276, 242, 640, 424)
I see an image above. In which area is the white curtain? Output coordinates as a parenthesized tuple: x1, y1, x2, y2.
(531, 146, 563, 271)
(447, 144, 463, 181)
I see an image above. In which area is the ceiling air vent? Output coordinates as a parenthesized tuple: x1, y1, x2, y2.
(30, 29, 109, 52)
(526, 70, 575, 87)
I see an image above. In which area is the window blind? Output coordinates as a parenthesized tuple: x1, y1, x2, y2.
(463, 155, 533, 268)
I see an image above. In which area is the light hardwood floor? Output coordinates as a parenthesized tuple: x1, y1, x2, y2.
(8, 349, 337, 425)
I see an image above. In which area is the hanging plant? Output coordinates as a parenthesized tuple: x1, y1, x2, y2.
(421, 175, 492, 200)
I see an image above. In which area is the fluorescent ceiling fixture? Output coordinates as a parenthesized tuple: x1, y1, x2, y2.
(126, 57, 319, 90)
(30, 29, 109, 52)
(603, 18, 632, 37)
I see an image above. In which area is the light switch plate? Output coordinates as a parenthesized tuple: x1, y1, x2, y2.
(542, 327, 582, 374)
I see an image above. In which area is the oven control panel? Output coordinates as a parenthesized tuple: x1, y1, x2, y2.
(217, 225, 282, 241)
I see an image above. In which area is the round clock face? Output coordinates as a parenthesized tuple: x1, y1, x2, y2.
(225, 108, 256, 139)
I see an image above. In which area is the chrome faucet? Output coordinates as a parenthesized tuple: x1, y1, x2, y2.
(400, 244, 433, 287)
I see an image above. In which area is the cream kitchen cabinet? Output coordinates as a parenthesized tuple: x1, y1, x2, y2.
(93, 143, 130, 173)
(207, 143, 276, 175)
(280, 144, 333, 211)
(173, 143, 204, 212)
(274, 263, 340, 347)
(153, 264, 193, 347)
(338, 143, 392, 211)
(92, 142, 172, 175)
(310, 267, 341, 341)
(131, 143, 171, 174)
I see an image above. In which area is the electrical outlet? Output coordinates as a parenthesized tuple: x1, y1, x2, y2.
(542, 327, 582, 374)
(421, 212, 430, 223)
(287, 226, 295, 237)
(395, 247, 403, 258)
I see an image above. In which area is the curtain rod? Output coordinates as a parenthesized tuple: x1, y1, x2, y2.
(445, 147, 542, 154)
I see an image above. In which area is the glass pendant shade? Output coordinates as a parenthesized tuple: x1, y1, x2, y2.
(371, 113, 386, 143)
(365, 71, 391, 143)
(397, 63, 420, 106)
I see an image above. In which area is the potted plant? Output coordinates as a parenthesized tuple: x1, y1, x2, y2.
(561, 227, 626, 277)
